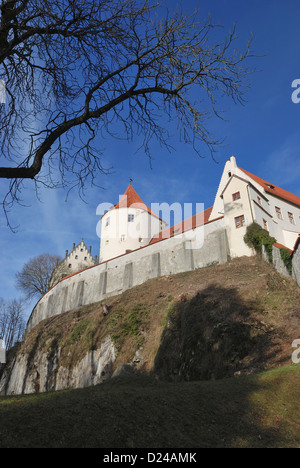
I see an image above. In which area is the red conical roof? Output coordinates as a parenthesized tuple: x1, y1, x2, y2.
(114, 184, 162, 220)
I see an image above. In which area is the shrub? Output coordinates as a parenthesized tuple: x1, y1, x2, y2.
(244, 222, 276, 262)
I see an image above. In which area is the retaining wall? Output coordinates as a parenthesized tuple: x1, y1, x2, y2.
(292, 240, 300, 287)
(262, 243, 300, 287)
(26, 219, 227, 333)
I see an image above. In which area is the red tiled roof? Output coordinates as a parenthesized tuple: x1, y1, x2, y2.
(149, 206, 220, 245)
(293, 235, 300, 252)
(114, 184, 163, 220)
(273, 242, 293, 253)
(239, 168, 300, 208)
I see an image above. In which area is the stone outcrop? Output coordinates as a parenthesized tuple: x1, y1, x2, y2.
(0, 336, 116, 396)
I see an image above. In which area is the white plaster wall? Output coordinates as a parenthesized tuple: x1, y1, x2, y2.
(209, 156, 300, 251)
(222, 177, 254, 258)
(210, 156, 238, 221)
(100, 207, 163, 262)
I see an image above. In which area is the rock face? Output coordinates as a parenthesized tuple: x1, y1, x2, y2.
(0, 336, 116, 395)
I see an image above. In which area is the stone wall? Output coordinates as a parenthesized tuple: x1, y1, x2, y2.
(262, 243, 300, 287)
(292, 240, 300, 287)
(272, 245, 291, 278)
(26, 219, 227, 333)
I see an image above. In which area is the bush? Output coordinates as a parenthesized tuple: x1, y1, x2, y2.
(244, 223, 276, 262)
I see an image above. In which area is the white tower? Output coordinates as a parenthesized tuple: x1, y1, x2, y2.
(99, 184, 167, 263)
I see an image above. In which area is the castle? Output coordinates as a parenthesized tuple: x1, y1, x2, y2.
(99, 155, 300, 261)
(26, 155, 300, 333)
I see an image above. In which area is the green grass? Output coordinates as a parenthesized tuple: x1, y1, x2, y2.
(108, 303, 149, 350)
(0, 364, 299, 448)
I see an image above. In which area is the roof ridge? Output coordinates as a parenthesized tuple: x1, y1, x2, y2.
(239, 167, 300, 208)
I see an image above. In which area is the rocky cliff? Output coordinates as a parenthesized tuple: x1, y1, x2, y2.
(0, 336, 115, 395)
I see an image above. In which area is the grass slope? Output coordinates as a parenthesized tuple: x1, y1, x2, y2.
(0, 364, 299, 448)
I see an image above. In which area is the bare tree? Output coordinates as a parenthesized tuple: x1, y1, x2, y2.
(16, 253, 62, 300)
(0, 0, 255, 218)
(0, 298, 26, 349)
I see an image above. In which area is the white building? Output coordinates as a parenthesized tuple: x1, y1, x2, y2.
(100, 156, 300, 262)
(210, 156, 300, 257)
(99, 184, 167, 263)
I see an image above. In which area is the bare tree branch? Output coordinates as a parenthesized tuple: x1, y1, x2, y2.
(0, 0, 256, 219)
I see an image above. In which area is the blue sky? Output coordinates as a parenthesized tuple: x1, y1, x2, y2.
(1, 0, 300, 320)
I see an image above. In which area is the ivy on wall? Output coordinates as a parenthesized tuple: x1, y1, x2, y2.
(244, 222, 276, 263)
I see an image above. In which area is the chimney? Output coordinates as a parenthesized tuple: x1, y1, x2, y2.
(73, 243, 75, 250)
(230, 155, 237, 170)
(89, 246, 92, 254)
(65, 250, 68, 258)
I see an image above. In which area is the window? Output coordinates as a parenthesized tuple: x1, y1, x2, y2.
(235, 215, 245, 229)
(263, 219, 268, 231)
(275, 207, 283, 220)
(105, 217, 110, 227)
(68, 264, 72, 268)
(120, 235, 126, 242)
(128, 214, 134, 222)
(232, 192, 241, 201)
(84, 257, 87, 261)
(75, 255, 78, 259)
(228, 171, 232, 178)
(288, 212, 295, 225)
(257, 196, 262, 206)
